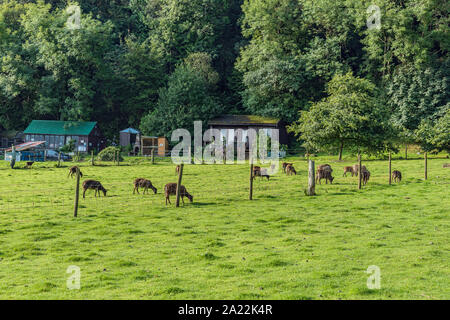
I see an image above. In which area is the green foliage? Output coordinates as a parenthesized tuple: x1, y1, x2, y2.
(289, 73, 397, 155)
(415, 106, 450, 153)
(59, 139, 76, 153)
(97, 146, 122, 161)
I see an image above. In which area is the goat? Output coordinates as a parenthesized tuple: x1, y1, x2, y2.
(68, 166, 83, 178)
(286, 164, 297, 176)
(133, 178, 157, 195)
(164, 183, 193, 205)
(362, 169, 371, 185)
(282, 162, 293, 173)
(392, 170, 402, 183)
(343, 166, 355, 177)
(316, 165, 334, 184)
(82, 180, 107, 199)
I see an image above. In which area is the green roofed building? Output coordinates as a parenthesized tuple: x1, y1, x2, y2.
(23, 120, 106, 152)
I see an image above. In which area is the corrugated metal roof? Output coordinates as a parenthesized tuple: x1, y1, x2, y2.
(24, 120, 97, 136)
(208, 115, 280, 126)
(120, 128, 140, 134)
(6, 141, 46, 152)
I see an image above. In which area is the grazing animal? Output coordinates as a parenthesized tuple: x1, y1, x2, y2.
(253, 166, 270, 180)
(362, 169, 371, 185)
(82, 180, 107, 199)
(133, 178, 157, 194)
(68, 166, 83, 178)
(316, 165, 334, 184)
(164, 183, 193, 205)
(175, 165, 181, 175)
(286, 164, 297, 176)
(26, 161, 34, 169)
(392, 170, 402, 183)
(343, 166, 355, 177)
(282, 162, 293, 173)
(352, 164, 367, 177)
(443, 163, 450, 168)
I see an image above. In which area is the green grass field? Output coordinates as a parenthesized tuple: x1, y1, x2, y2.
(0, 153, 448, 299)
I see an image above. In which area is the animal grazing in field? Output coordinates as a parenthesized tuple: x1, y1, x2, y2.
(68, 166, 83, 178)
(286, 164, 297, 176)
(82, 180, 107, 199)
(316, 165, 334, 184)
(133, 178, 157, 194)
(175, 165, 181, 175)
(282, 162, 293, 173)
(26, 161, 34, 169)
(362, 169, 371, 185)
(253, 166, 270, 180)
(443, 163, 450, 168)
(343, 166, 355, 177)
(392, 170, 402, 183)
(164, 183, 193, 205)
(352, 164, 367, 177)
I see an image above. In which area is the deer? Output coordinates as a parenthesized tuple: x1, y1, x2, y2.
(282, 162, 293, 173)
(343, 166, 355, 177)
(68, 166, 83, 178)
(316, 165, 334, 184)
(133, 178, 157, 195)
(82, 180, 107, 199)
(286, 164, 297, 176)
(362, 169, 371, 185)
(164, 183, 193, 205)
(392, 170, 402, 183)
(352, 164, 367, 177)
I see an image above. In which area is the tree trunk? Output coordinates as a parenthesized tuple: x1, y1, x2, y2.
(338, 142, 344, 161)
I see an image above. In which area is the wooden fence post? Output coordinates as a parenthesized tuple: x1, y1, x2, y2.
(405, 144, 408, 160)
(151, 148, 155, 164)
(58, 152, 61, 168)
(175, 163, 184, 207)
(388, 152, 392, 185)
(74, 167, 80, 218)
(249, 161, 254, 200)
(358, 153, 362, 190)
(307, 160, 316, 196)
(424, 152, 428, 180)
(91, 150, 95, 166)
(117, 150, 120, 166)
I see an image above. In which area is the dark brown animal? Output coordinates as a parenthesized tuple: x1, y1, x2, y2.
(253, 166, 269, 180)
(133, 178, 157, 194)
(82, 180, 107, 199)
(175, 165, 181, 175)
(343, 166, 355, 177)
(392, 170, 402, 183)
(282, 162, 293, 173)
(286, 164, 297, 176)
(164, 183, 193, 205)
(68, 166, 83, 178)
(362, 170, 370, 185)
(352, 164, 367, 177)
(316, 165, 334, 184)
(443, 163, 450, 168)
(26, 161, 34, 169)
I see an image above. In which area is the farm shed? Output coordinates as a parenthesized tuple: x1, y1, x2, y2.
(208, 115, 289, 146)
(4, 141, 46, 162)
(120, 128, 141, 155)
(140, 136, 169, 157)
(23, 120, 106, 153)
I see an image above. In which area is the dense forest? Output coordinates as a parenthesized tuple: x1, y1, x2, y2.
(0, 0, 448, 153)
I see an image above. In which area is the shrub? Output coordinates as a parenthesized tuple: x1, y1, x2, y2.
(97, 146, 123, 161)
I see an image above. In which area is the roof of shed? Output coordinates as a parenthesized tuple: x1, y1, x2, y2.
(120, 128, 140, 134)
(208, 115, 280, 126)
(24, 120, 97, 136)
(6, 141, 46, 152)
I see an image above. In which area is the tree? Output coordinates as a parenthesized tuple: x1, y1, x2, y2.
(415, 106, 450, 153)
(289, 73, 396, 159)
(140, 52, 221, 137)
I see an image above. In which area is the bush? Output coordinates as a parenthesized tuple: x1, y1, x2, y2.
(97, 146, 123, 161)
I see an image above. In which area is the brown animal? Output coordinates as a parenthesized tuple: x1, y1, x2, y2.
(253, 166, 270, 180)
(392, 170, 402, 183)
(362, 170, 370, 185)
(133, 178, 157, 194)
(26, 161, 34, 169)
(282, 162, 293, 173)
(68, 166, 83, 178)
(443, 163, 450, 168)
(352, 164, 367, 177)
(343, 166, 355, 177)
(175, 165, 181, 175)
(164, 183, 193, 205)
(286, 164, 297, 176)
(316, 165, 334, 184)
(82, 180, 107, 199)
